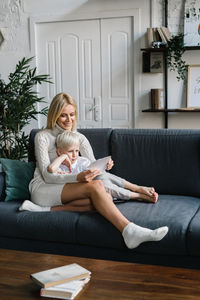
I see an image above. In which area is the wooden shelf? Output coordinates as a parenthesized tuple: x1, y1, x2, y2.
(142, 108, 200, 112)
(185, 46, 200, 50)
(141, 46, 200, 52)
(141, 48, 167, 52)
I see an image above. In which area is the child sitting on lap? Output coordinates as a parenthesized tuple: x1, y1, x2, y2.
(48, 131, 158, 203)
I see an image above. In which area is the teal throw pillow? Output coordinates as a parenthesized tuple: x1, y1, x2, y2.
(0, 158, 35, 201)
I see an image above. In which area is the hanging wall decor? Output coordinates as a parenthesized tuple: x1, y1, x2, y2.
(184, 0, 200, 46)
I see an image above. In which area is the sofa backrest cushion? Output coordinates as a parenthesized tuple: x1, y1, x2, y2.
(28, 128, 112, 162)
(78, 128, 112, 159)
(111, 129, 200, 197)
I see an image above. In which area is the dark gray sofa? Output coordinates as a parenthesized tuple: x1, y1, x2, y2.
(1, 128, 200, 269)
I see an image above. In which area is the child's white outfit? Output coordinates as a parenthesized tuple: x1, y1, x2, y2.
(60, 156, 130, 200)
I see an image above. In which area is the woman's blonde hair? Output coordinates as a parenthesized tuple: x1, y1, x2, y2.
(56, 132, 80, 150)
(46, 92, 77, 130)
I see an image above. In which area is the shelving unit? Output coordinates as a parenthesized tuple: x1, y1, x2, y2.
(141, 0, 200, 128)
(141, 46, 200, 128)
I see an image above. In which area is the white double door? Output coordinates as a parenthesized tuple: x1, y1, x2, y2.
(36, 17, 133, 128)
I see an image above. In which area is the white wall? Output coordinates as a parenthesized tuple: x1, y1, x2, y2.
(0, 0, 199, 129)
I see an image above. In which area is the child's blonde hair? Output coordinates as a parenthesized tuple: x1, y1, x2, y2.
(56, 131, 80, 150)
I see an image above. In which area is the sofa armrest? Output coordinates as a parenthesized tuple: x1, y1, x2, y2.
(28, 129, 39, 162)
(0, 171, 6, 201)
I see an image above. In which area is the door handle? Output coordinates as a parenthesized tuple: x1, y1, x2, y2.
(89, 104, 98, 111)
(89, 97, 101, 121)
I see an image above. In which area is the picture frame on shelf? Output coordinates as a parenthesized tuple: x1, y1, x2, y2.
(187, 65, 200, 107)
(150, 52, 164, 73)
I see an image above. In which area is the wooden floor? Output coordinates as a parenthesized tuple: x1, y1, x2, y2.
(0, 248, 200, 299)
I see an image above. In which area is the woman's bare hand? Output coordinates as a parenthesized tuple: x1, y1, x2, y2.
(106, 158, 114, 171)
(77, 169, 100, 182)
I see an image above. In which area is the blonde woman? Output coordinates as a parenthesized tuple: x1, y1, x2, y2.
(20, 92, 168, 249)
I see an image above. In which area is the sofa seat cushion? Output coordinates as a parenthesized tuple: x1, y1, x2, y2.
(187, 207, 200, 256)
(1, 195, 200, 257)
(76, 195, 200, 256)
(0, 201, 79, 244)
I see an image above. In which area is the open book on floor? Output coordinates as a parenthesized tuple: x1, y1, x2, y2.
(30, 263, 91, 288)
(40, 277, 90, 300)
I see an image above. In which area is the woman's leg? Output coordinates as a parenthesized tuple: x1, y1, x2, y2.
(52, 198, 94, 212)
(60, 180, 129, 232)
(59, 180, 168, 249)
(20, 181, 168, 249)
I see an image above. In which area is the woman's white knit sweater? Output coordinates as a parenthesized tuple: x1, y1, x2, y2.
(29, 124, 95, 193)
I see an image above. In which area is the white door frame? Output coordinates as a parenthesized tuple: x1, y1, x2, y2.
(29, 8, 141, 128)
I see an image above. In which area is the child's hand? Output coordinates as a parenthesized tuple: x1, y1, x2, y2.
(62, 156, 72, 173)
(106, 158, 114, 171)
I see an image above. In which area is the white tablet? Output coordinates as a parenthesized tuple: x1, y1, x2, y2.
(88, 156, 111, 172)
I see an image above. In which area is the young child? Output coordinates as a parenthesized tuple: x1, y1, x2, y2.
(48, 131, 158, 203)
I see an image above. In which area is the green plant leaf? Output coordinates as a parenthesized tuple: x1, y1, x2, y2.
(167, 33, 188, 82)
(0, 56, 52, 159)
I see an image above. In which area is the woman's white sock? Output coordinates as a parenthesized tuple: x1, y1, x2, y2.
(122, 222, 168, 249)
(19, 200, 50, 212)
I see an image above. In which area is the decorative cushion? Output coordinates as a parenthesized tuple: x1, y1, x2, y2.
(0, 159, 35, 201)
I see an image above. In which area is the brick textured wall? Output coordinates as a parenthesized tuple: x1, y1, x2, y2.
(156, 0, 185, 35)
(0, 0, 28, 52)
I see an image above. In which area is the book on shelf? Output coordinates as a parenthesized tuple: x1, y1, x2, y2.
(146, 27, 154, 48)
(142, 51, 150, 72)
(156, 27, 167, 43)
(40, 278, 90, 300)
(146, 27, 171, 47)
(30, 263, 91, 288)
(152, 27, 160, 43)
(160, 26, 172, 41)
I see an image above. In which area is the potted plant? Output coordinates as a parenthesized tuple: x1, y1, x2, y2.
(167, 33, 188, 82)
(0, 57, 51, 160)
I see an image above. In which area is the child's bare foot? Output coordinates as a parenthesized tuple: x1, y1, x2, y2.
(137, 186, 155, 197)
(130, 191, 158, 203)
(124, 182, 156, 197)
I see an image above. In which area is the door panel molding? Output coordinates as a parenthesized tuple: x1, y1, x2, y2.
(30, 8, 141, 128)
